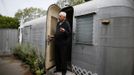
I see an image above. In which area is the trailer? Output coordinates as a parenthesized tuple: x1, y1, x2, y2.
(19, 0, 134, 75)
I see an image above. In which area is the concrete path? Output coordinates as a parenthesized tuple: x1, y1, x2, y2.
(46, 67, 76, 75)
(0, 56, 32, 75)
(53, 71, 76, 75)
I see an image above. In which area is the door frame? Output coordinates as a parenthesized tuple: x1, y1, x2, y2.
(61, 6, 74, 70)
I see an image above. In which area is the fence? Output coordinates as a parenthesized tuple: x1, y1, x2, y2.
(0, 29, 18, 55)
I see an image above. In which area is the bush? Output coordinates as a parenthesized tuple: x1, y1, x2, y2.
(12, 44, 45, 75)
(0, 15, 19, 29)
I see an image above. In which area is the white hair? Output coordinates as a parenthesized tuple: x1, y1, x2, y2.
(59, 12, 66, 17)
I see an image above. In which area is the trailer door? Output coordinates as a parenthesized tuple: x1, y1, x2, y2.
(45, 4, 60, 70)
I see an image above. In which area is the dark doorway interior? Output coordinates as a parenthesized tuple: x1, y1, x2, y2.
(61, 6, 74, 71)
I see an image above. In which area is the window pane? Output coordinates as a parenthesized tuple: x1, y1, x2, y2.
(76, 14, 93, 44)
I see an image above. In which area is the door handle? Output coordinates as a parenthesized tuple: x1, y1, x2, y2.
(47, 35, 54, 45)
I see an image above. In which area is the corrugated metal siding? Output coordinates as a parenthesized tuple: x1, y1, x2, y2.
(22, 24, 45, 56)
(76, 14, 93, 44)
(99, 17, 134, 75)
(0, 29, 18, 55)
(31, 25, 45, 51)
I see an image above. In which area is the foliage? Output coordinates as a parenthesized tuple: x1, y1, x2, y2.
(69, 0, 85, 6)
(12, 44, 45, 75)
(15, 7, 46, 22)
(0, 15, 19, 29)
(56, 0, 85, 7)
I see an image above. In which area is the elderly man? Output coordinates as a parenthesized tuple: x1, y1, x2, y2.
(54, 11, 71, 75)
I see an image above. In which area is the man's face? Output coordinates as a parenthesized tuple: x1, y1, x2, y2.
(59, 15, 65, 22)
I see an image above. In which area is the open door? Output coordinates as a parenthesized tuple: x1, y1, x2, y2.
(45, 4, 61, 70)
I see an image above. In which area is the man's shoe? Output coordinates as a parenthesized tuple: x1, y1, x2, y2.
(62, 72, 66, 75)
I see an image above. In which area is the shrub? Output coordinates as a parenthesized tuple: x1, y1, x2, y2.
(12, 44, 45, 75)
(0, 15, 19, 29)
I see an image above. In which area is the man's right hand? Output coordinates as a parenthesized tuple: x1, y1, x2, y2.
(48, 35, 54, 41)
(60, 27, 65, 32)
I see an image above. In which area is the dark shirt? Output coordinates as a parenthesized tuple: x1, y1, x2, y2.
(55, 20, 71, 43)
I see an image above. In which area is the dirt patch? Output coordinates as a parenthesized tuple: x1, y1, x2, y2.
(0, 55, 20, 63)
(0, 55, 33, 75)
(24, 71, 33, 75)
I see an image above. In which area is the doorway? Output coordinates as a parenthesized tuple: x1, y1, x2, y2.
(61, 6, 74, 70)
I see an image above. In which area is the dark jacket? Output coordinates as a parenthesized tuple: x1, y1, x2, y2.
(55, 20, 71, 44)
